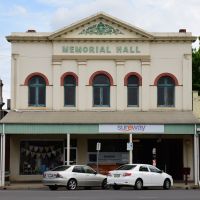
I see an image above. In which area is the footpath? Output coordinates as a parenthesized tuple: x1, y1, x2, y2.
(0, 182, 199, 190)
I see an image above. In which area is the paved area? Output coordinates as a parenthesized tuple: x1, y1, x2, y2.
(0, 182, 199, 190)
(1, 189, 200, 200)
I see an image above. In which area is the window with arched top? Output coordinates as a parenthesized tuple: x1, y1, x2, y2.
(64, 75, 76, 106)
(28, 76, 46, 106)
(157, 76, 175, 107)
(93, 74, 110, 106)
(127, 75, 139, 106)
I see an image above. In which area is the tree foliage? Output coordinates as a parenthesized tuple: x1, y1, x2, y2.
(192, 45, 200, 92)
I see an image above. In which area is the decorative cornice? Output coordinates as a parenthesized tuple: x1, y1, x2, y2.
(6, 36, 196, 43)
(52, 55, 151, 61)
(6, 36, 49, 42)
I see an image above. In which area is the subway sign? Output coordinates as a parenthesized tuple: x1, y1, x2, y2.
(99, 124, 164, 133)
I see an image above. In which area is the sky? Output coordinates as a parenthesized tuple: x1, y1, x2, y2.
(0, 0, 200, 108)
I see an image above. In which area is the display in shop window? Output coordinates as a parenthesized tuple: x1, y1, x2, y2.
(20, 141, 64, 175)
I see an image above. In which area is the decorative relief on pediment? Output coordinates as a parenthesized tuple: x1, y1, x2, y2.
(79, 22, 123, 35)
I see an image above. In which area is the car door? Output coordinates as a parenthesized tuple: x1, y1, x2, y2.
(83, 166, 100, 186)
(148, 165, 164, 186)
(72, 166, 88, 186)
(138, 165, 151, 186)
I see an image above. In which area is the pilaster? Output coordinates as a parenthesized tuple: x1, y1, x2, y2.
(11, 54, 19, 109)
(116, 60, 125, 110)
(141, 59, 150, 111)
(77, 60, 87, 110)
(182, 54, 192, 110)
(52, 61, 61, 110)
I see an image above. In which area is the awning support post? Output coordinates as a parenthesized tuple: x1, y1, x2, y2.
(194, 124, 199, 186)
(0, 124, 5, 187)
(67, 134, 70, 166)
(129, 133, 133, 164)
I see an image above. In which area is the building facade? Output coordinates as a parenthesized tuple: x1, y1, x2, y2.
(0, 13, 199, 184)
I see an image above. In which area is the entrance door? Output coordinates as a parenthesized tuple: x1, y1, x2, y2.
(64, 147, 77, 165)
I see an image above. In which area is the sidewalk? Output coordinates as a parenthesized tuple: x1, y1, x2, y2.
(0, 182, 199, 190)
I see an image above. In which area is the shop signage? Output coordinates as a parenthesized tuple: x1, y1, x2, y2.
(99, 124, 164, 133)
(62, 45, 141, 54)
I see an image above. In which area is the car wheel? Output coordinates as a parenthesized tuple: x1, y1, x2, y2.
(135, 179, 143, 190)
(163, 179, 171, 190)
(113, 185, 120, 190)
(67, 179, 77, 190)
(48, 185, 58, 190)
(101, 179, 108, 189)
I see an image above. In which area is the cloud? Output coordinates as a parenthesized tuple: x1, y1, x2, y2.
(3, 5, 28, 16)
(48, 0, 200, 37)
(36, 0, 73, 7)
(0, 36, 11, 107)
(0, 0, 200, 108)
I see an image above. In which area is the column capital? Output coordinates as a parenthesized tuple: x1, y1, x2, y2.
(184, 54, 191, 60)
(77, 60, 87, 66)
(12, 53, 19, 60)
(141, 60, 151, 66)
(115, 60, 125, 66)
(52, 61, 62, 66)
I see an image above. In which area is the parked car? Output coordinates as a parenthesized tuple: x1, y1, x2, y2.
(42, 165, 107, 190)
(107, 164, 173, 190)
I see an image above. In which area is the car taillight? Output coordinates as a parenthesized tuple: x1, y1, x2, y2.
(123, 172, 132, 176)
(56, 173, 63, 178)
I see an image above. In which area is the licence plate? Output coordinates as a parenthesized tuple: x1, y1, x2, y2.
(114, 174, 120, 178)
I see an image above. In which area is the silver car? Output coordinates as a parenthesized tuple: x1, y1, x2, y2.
(43, 165, 107, 190)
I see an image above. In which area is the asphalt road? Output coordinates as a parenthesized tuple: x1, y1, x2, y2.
(0, 189, 200, 200)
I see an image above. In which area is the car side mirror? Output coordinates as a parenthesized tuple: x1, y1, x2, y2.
(94, 171, 97, 175)
(159, 170, 163, 173)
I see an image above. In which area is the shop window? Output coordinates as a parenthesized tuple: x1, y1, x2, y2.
(157, 76, 175, 107)
(127, 75, 139, 106)
(87, 139, 128, 164)
(28, 76, 46, 107)
(93, 75, 110, 106)
(20, 141, 63, 175)
(64, 75, 76, 106)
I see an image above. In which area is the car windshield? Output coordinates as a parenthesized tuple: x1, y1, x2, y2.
(51, 166, 70, 171)
(116, 165, 137, 170)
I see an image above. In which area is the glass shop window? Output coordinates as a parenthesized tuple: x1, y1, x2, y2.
(20, 141, 63, 175)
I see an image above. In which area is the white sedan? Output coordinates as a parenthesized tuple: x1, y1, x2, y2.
(43, 165, 107, 190)
(107, 164, 173, 190)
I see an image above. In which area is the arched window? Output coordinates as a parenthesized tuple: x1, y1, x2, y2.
(64, 75, 76, 106)
(93, 75, 110, 106)
(127, 75, 139, 106)
(157, 76, 175, 107)
(28, 76, 46, 106)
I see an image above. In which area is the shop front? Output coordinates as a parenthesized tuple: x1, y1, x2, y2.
(0, 110, 198, 184)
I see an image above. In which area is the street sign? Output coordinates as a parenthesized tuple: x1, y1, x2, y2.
(127, 142, 133, 151)
(96, 142, 101, 151)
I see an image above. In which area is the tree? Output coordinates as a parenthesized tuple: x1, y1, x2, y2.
(192, 42, 200, 92)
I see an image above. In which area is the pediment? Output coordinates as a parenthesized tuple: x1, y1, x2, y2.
(49, 12, 154, 40)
